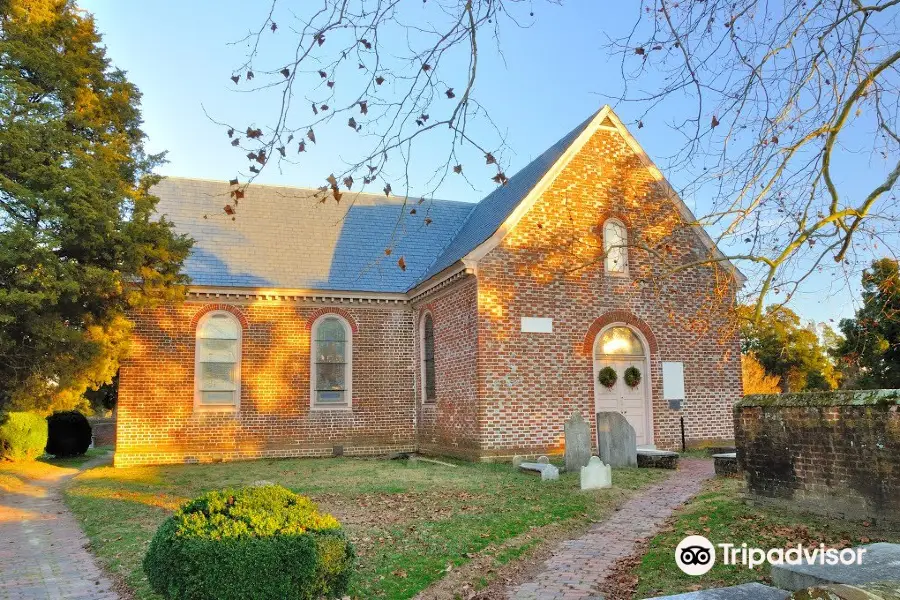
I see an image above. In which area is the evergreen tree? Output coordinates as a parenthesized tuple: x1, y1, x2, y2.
(836, 259, 900, 389)
(0, 0, 191, 412)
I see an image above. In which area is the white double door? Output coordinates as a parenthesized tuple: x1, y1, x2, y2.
(594, 357, 650, 446)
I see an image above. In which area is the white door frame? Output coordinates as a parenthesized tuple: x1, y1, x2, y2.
(592, 322, 655, 447)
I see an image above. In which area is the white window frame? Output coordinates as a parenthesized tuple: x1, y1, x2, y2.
(420, 311, 436, 404)
(194, 311, 242, 412)
(603, 218, 629, 276)
(310, 314, 353, 411)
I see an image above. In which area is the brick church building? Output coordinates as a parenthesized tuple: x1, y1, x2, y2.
(114, 107, 744, 467)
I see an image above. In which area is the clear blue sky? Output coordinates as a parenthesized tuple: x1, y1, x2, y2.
(79, 0, 878, 326)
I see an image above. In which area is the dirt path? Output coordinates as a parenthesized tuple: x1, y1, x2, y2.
(0, 455, 120, 600)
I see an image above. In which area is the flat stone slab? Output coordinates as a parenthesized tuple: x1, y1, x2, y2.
(771, 543, 900, 591)
(637, 448, 680, 469)
(646, 582, 790, 599)
(519, 462, 559, 481)
(713, 452, 740, 477)
(790, 580, 900, 600)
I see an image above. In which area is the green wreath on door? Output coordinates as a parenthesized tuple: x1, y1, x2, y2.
(624, 366, 642, 388)
(598, 366, 617, 389)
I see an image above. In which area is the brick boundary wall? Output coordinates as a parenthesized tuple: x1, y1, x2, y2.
(735, 390, 900, 524)
(88, 417, 116, 447)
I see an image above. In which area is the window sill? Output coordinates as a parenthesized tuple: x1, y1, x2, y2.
(310, 405, 353, 412)
(194, 404, 239, 413)
(605, 271, 629, 278)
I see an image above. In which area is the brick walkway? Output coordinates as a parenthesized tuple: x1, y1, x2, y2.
(507, 459, 715, 600)
(0, 457, 120, 600)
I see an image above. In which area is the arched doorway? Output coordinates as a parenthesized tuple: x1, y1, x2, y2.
(593, 324, 653, 446)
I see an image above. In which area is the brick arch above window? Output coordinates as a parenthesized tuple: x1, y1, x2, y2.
(305, 307, 359, 334)
(190, 304, 249, 330)
(583, 310, 658, 356)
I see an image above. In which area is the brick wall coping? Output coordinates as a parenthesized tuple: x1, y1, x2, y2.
(737, 389, 900, 408)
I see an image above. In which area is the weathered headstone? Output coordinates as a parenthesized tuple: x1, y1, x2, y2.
(771, 543, 900, 591)
(580, 456, 612, 490)
(596, 411, 637, 468)
(564, 412, 592, 473)
(645, 583, 790, 599)
(512, 455, 525, 468)
(537, 455, 550, 464)
(519, 462, 559, 481)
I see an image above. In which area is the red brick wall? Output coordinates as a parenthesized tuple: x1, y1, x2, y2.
(736, 392, 900, 524)
(115, 301, 416, 466)
(474, 126, 741, 457)
(413, 277, 481, 458)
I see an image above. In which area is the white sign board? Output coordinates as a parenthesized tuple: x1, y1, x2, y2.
(521, 317, 553, 333)
(662, 361, 685, 400)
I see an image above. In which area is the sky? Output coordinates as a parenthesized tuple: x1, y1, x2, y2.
(77, 0, 886, 326)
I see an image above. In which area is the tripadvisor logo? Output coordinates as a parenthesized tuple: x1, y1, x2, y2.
(675, 535, 868, 575)
(675, 535, 716, 576)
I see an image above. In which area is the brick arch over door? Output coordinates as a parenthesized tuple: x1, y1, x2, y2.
(189, 304, 250, 330)
(583, 310, 658, 355)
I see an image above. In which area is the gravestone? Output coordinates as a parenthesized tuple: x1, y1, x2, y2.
(580, 456, 612, 490)
(596, 411, 637, 468)
(512, 455, 525, 468)
(637, 448, 679, 469)
(646, 583, 790, 599)
(564, 412, 592, 473)
(771, 543, 900, 591)
(519, 462, 559, 481)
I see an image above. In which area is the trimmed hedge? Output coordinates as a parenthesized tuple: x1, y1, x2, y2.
(0, 412, 48, 461)
(45, 411, 92, 458)
(144, 485, 354, 600)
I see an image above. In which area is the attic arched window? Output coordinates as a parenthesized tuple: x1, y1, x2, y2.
(422, 313, 436, 403)
(603, 219, 628, 274)
(195, 311, 241, 408)
(311, 315, 352, 409)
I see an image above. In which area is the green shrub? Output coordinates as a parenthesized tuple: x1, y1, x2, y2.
(45, 410, 92, 458)
(0, 412, 48, 461)
(143, 485, 354, 600)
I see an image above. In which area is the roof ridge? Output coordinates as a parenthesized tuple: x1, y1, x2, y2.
(411, 110, 601, 288)
(160, 175, 471, 206)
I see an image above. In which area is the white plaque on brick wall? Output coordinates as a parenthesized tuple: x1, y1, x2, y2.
(662, 362, 685, 400)
(521, 317, 553, 333)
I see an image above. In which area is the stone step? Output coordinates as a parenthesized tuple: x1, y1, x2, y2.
(645, 582, 790, 599)
(771, 543, 900, 591)
(637, 448, 679, 469)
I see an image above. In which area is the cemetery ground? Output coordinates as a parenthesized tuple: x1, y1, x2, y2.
(57, 455, 666, 599)
(606, 477, 900, 599)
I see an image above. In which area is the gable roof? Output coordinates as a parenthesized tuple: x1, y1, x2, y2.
(155, 106, 744, 295)
(152, 177, 473, 293)
(419, 112, 598, 281)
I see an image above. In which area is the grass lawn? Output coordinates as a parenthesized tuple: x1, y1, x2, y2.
(40, 445, 114, 468)
(63, 456, 665, 599)
(631, 477, 900, 599)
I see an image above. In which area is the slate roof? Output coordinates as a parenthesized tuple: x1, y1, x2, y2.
(153, 109, 739, 293)
(152, 178, 474, 292)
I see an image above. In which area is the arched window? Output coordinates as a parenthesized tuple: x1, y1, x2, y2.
(603, 219, 628, 274)
(422, 314, 436, 403)
(311, 315, 352, 408)
(595, 326, 644, 358)
(195, 311, 241, 408)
